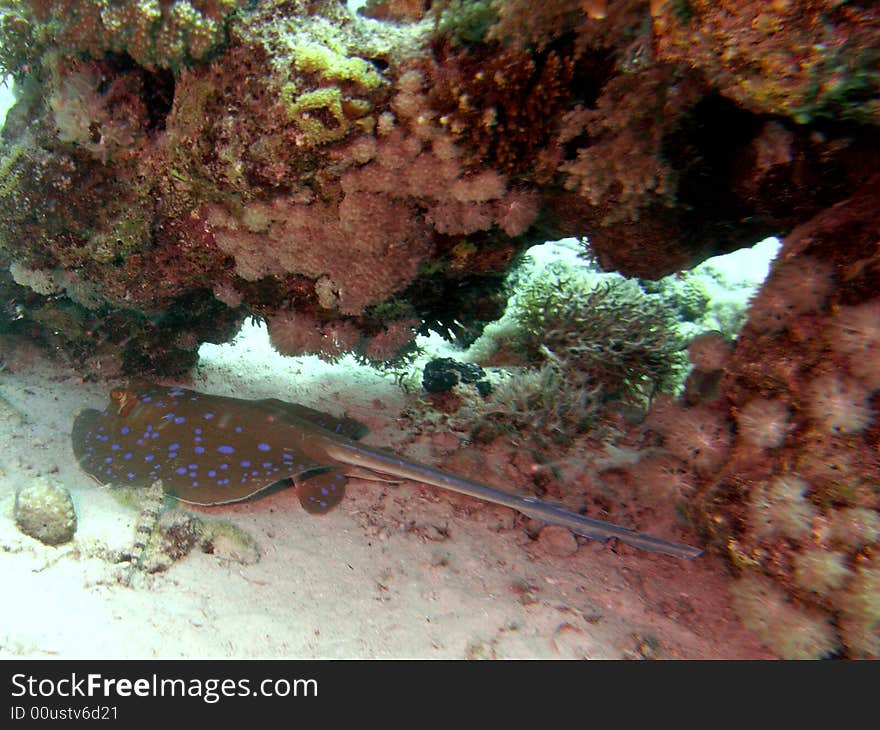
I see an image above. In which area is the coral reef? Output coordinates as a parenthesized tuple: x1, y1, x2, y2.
(0, 0, 876, 658)
(730, 573, 840, 660)
(652, 0, 880, 126)
(0, 0, 874, 373)
(510, 271, 686, 407)
(1, 1, 244, 73)
(669, 176, 880, 658)
(486, 361, 602, 445)
(734, 398, 790, 451)
(686, 331, 732, 374)
(647, 397, 732, 477)
(13, 477, 77, 545)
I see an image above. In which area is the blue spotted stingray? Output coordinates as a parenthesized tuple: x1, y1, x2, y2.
(72, 384, 702, 558)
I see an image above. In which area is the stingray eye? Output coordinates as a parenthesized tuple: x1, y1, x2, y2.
(111, 390, 138, 417)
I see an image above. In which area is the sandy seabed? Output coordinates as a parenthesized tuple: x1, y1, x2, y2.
(0, 322, 772, 659)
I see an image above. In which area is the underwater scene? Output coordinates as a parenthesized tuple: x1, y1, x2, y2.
(0, 1, 878, 660)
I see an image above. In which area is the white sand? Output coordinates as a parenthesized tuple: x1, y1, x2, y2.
(0, 321, 771, 658)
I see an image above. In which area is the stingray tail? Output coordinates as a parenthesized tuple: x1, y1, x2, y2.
(321, 440, 702, 559)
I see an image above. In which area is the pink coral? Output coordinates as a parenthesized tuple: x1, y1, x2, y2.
(363, 320, 418, 362)
(828, 300, 880, 390)
(748, 255, 834, 333)
(687, 331, 732, 372)
(750, 475, 817, 541)
(267, 310, 360, 358)
(206, 192, 431, 316)
(493, 191, 539, 237)
(730, 573, 839, 660)
(425, 202, 494, 235)
(806, 374, 873, 435)
(735, 398, 790, 450)
(647, 396, 732, 475)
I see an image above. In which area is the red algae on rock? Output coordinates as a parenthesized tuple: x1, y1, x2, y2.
(1, 0, 876, 371)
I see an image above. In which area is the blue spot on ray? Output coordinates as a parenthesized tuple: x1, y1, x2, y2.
(218, 445, 234, 454)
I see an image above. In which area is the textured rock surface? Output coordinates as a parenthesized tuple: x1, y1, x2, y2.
(14, 476, 77, 545)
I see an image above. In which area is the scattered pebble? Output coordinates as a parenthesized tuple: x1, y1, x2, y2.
(202, 521, 261, 565)
(536, 525, 579, 557)
(14, 477, 77, 546)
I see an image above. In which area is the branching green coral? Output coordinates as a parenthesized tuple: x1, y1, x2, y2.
(512, 272, 686, 406)
(489, 361, 602, 444)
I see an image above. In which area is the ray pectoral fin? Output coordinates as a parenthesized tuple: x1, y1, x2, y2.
(71, 408, 105, 480)
(297, 470, 348, 514)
